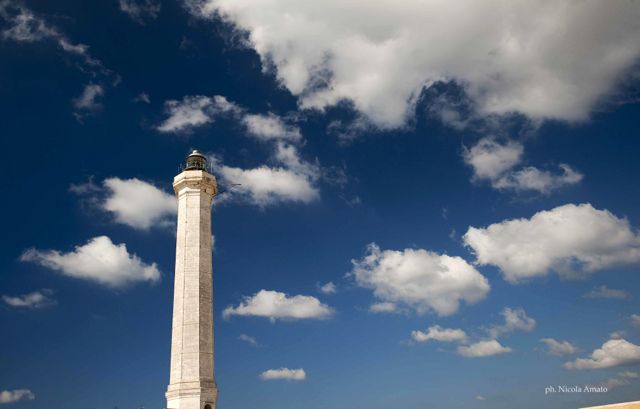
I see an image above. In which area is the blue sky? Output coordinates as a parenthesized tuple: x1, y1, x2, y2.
(1, 1, 640, 408)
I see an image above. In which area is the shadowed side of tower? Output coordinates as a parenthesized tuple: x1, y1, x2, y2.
(166, 150, 218, 409)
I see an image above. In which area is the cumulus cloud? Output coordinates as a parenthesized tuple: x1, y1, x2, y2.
(464, 203, 640, 283)
(214, 160, 319, 206)
(318, 281, 336, 295)
(259, 367, 306, 381)
(564, 338, 640, 370)
(457, 340, 512, 358)
(351, 243, 489, 316)
(118, 0, 161, 24)
(463, 137, 582, 193)
(222, 289, 333, 321)
(211, 140, 322, 207)
(412, 307, 531, 356)
(102, 178, 176, 229)
(71, 177, 176, 230)
(411, 325, 467, 343)
(20, 236, 161, 288)
(368, 302, 398, 314)
(2, 289, 56, 309)
(0, 389, 34, 404)
(584, 285, 631, 300)
(464, 138, 523, 180)
(185, 0, 640, 129)
(488, 307, 536, 338)
(540, 338, 578, 356)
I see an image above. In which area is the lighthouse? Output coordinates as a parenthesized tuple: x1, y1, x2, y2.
(166, 150, 218, 409)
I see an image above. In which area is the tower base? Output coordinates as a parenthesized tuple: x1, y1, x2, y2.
(166, 381, 218, 409)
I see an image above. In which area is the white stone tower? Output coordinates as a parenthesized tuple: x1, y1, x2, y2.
(166, 150, 218, 409)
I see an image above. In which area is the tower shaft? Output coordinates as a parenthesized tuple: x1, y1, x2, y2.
(166, 168, 218, 409)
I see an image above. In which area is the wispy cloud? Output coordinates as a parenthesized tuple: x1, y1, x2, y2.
(0, 389, 35, 404)
(118, 0, 161, 25)
(583, 285, 631, 300)
(2, 289, 56, 309)
(0, 2, 116, 118)
(238, 334, 259, 346)
(259, 368, 306, 381)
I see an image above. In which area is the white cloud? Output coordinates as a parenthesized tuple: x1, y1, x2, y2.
(238, 334, 258, 346)
(488, 307, 535, 338)
(632, 314, 640, 328)
(222, 289, 333, 321)
(0, 389, 34, 404)
(2, 289, 56, 309)
(599, 370, 640, 390)
(350, 243, 489, 316)
(133, 92, 151, 103)
(610, 331, 626, 340)
(0, 3, 87, 57)
(411, 325, 467, 343)
(457, 339, 512, 358)
(213, 143, 321, 207)
(464, 203, 640, 283)
(0, 3, 112, 81)
(619, 371, 639, 380)
(464, 138, 523, 181)
(73, 83, 104, 111)
(71, 177, 176, 230)
(118, 0, 161, 24)
(463, 137, 582, 194)
(584, 285, 630, 300)
(540, 338, 578, 356)
(102, 177, 176, 229)
(185, 0, 640, 128)
(156, 94, 305, 143)
(242, 113, 301, 142)
(156, 94, 325, 206)
(564, 338, 640, 370)
(318, 281, 336, 295)
(20, 236, 161, 288)
(259, 367, 306, 381)
(492, 164, 583, 193)
(157, 95, 238, 133)
(214, 162, 319, 206)
(368, 302, 398, 314)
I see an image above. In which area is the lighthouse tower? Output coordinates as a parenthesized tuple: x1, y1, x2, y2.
(166, 150, 218, 409)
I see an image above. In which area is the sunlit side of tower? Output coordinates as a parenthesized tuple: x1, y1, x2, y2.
(166, 150, 218, 409)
